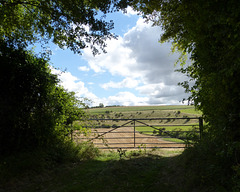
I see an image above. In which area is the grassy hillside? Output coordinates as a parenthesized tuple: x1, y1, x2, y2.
(85, 105, 201, 116)
(84, 105, 201, 122)
(84, 105, 201, 126)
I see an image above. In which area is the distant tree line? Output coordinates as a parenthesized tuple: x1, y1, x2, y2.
(90, 104, 123, 109)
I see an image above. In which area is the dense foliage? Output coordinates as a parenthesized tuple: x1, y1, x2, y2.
(0, 0, 133, 158)
(0, 40, 85, 155)
(130, 0, 240, 190)
(132, 0, 240, 148)
(0, 0, 131, 155)
(0, 0, 130, 55)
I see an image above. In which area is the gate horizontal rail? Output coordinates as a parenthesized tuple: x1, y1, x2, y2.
(89, 117, 200, 120)
(72, 117, 203, 149)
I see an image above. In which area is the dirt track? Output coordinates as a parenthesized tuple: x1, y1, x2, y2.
(73, 127, 185, 150)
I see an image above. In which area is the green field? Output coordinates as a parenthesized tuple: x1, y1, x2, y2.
(86, 105, 201, 115)
(84, 105, 201, 125)
(136, 125, 199, 133)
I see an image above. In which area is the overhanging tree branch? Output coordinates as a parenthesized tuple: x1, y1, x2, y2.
(0, 0, 39, 7)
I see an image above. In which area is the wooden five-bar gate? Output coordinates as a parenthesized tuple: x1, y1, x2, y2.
(71, 117, 203, 150)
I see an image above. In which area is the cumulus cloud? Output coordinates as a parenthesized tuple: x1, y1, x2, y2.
(51, 67, 98, 102)
(78, 66, 90, 71)
(50, 67, 148, 107)
(123, 6, 139, 17)
(104, 92, 148, 106)
(123, 18, 185, 85)
(81, 17, 190, 105)
(136, 83, 186, 100)
(101, 77, 140, 90)
(83, 37, 139, 77)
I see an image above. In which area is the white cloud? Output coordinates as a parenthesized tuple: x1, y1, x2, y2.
(105, 92, 148, 106)
(83, 37, 139, 77)
(136, 83, 185, 98)
(78, 66, 90, 72)
(50, 67, 149, 107)
(82, 17, 190, 105)
(101, 77, 140, 90)
(123, 6, 139, 17)
(51, 67, 98, 102)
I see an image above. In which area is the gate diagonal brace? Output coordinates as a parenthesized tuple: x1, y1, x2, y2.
(89, 120, 134, 141)
(135, 119, 187, 142)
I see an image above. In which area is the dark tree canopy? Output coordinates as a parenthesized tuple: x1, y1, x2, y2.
(130, 1, 240, 188)
(0, 40, 85, 155)
(0, 0, 136, 155)
(132, 0, 240, 142)
(0, 0, 130, 55)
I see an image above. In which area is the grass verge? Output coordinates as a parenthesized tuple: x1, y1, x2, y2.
(0, 148, 185, 192)
(1, 140, 236, 192)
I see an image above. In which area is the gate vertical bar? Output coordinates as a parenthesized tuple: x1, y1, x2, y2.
(134, 119, 136, 148)
(199, 117, 203, 140)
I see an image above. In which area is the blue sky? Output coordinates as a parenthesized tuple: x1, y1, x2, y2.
(46, 8, 190, 107)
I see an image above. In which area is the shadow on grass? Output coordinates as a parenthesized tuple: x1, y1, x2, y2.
(1, 150, 193, 192)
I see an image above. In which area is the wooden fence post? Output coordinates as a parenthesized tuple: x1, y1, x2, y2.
(134, 119, 136, 148)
